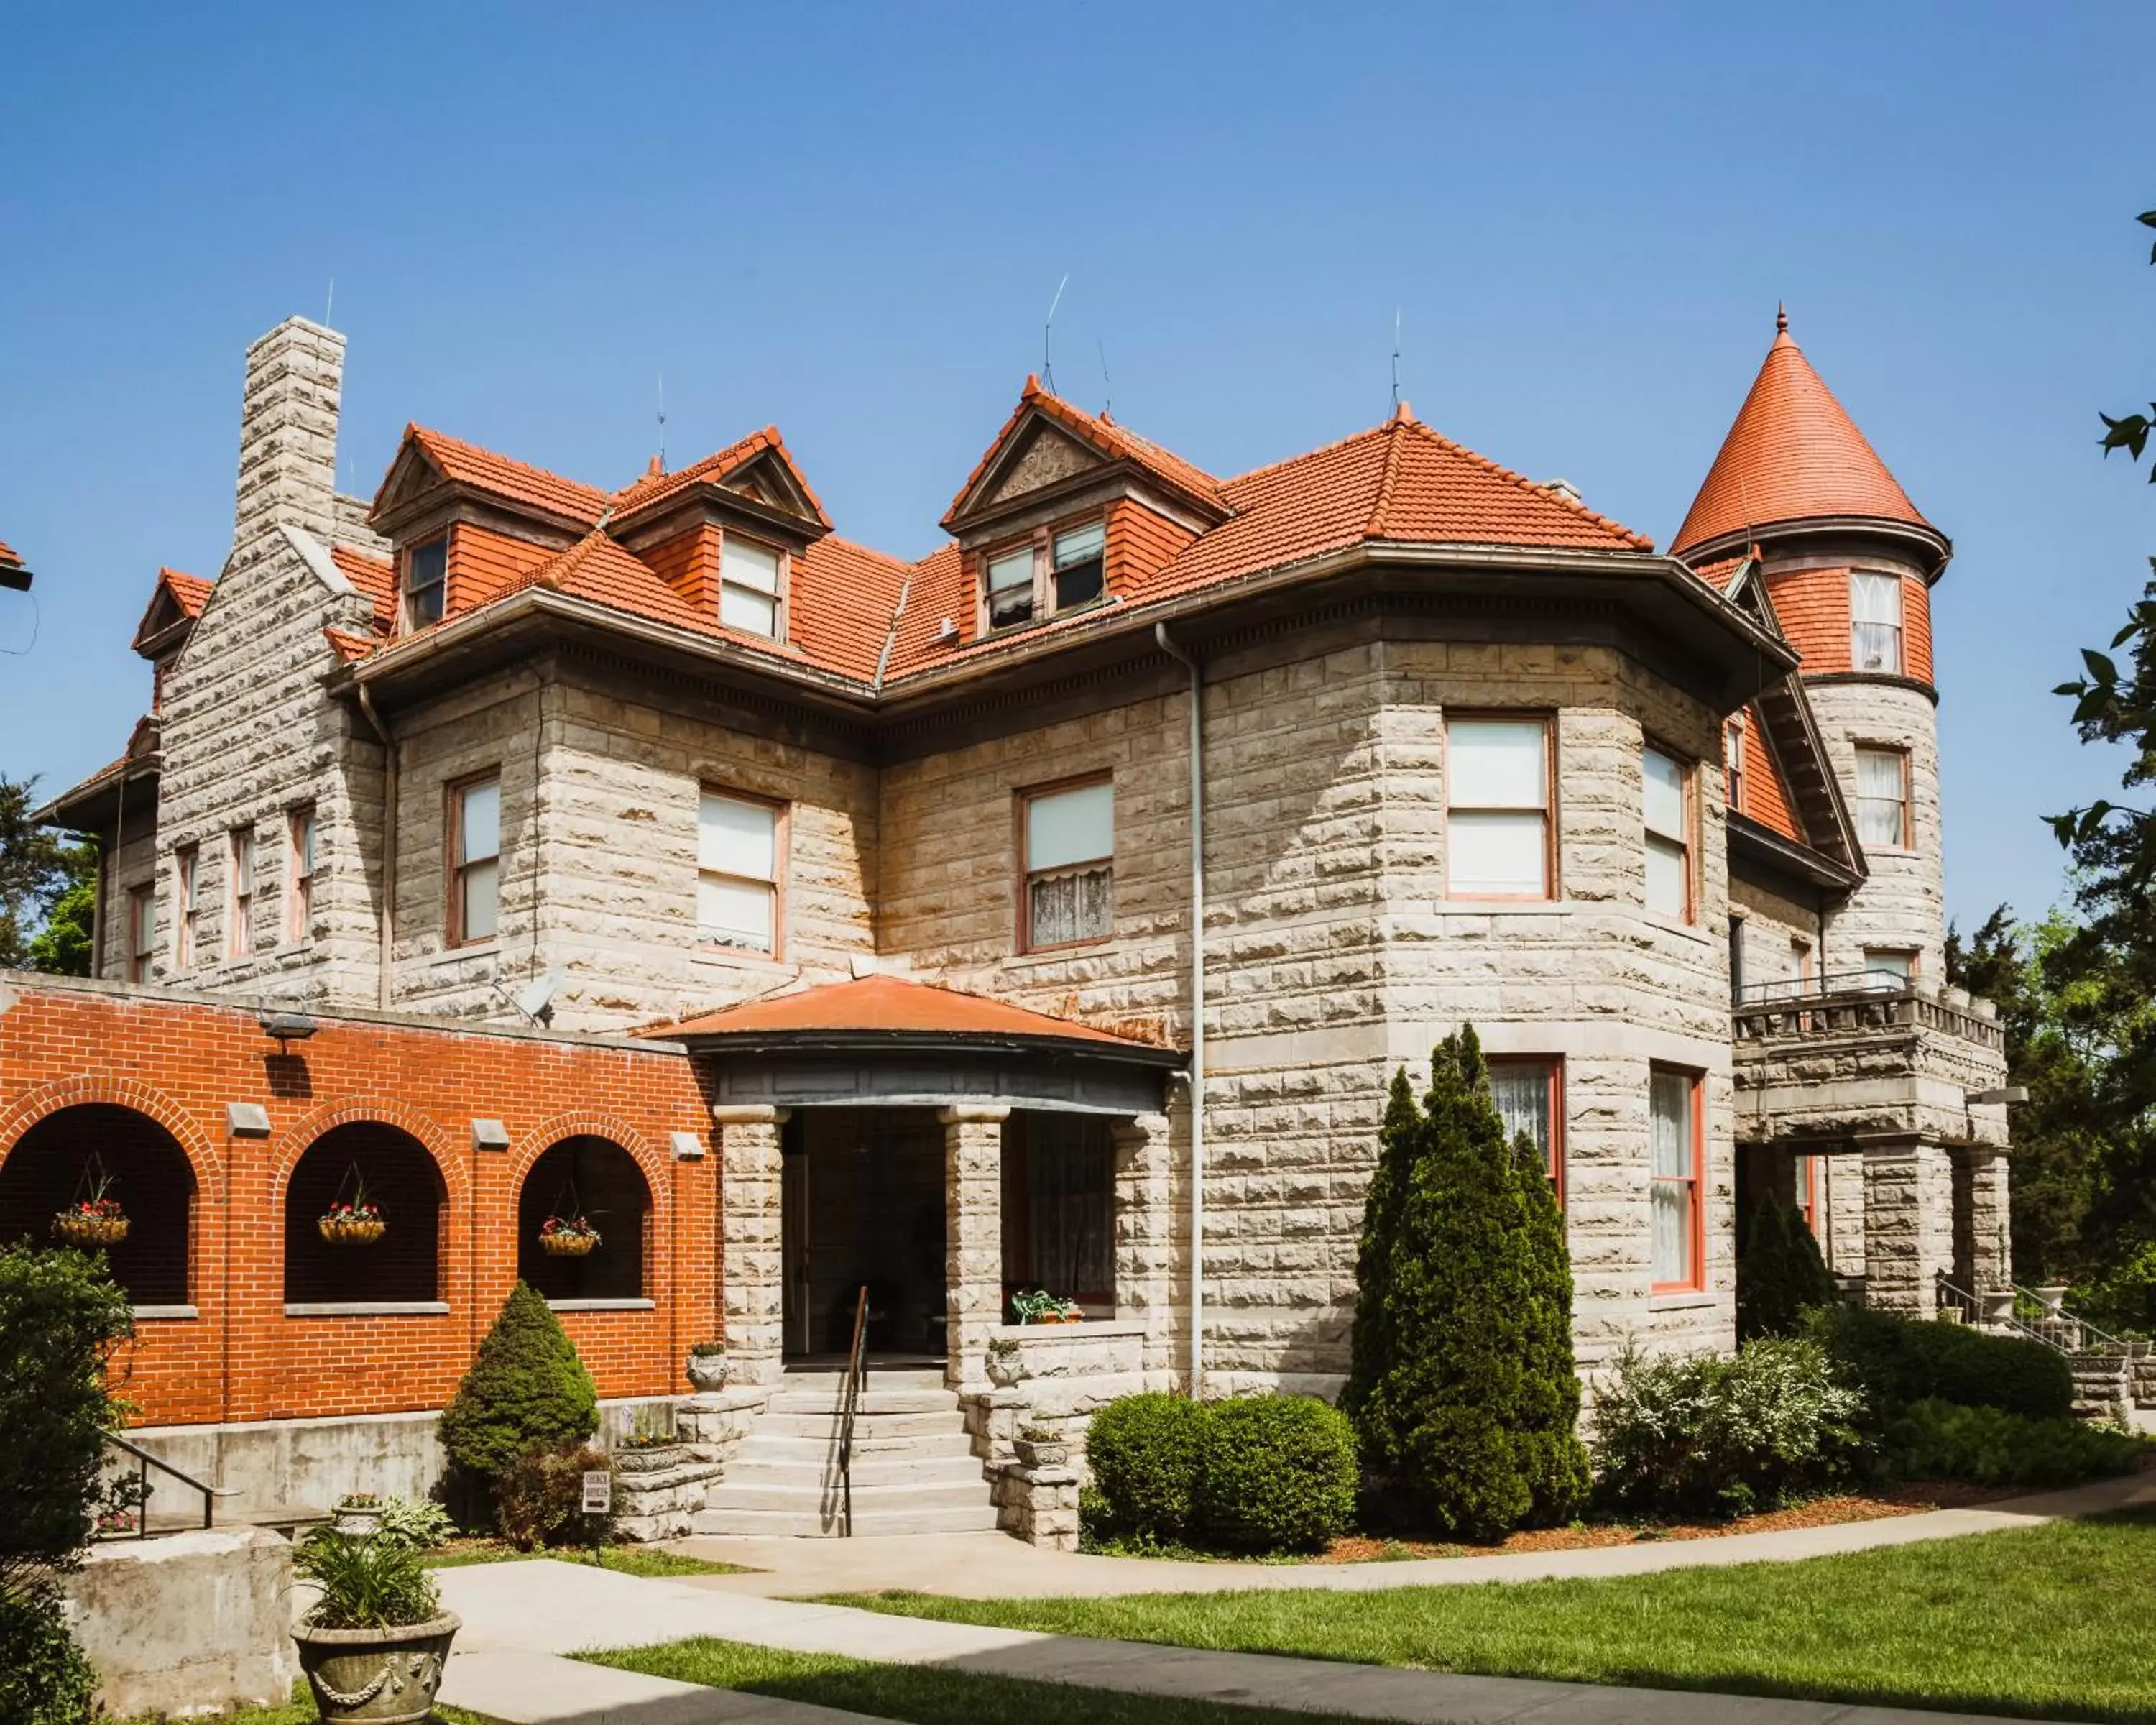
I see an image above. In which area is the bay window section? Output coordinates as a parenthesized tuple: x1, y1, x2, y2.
(698, 791, 782, 955)
(719, 535, 783, 638)
(1850, 571, 1904, 673)
(1022, 778, 1113, 950)
(450, 776, 501, 946)
(1651, 1066, 1702, 1290)
(1445, 717, 1551, 898)
(1853, 746, 1909, 850)
(1643, 745, 1692, 920)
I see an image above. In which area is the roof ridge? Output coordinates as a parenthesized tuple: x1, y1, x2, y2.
(1363, 413, 1410, 538)
(407, 423, 612, 506)
(1220, 418, 1393, 489)
(1393, 418, 1654, 550)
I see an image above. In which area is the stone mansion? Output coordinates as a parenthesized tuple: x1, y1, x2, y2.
(3, 307, 2009, 1524)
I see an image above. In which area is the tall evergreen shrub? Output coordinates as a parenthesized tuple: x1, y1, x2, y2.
(1341, 1026, 1590, 1540)
(439, 1282, 598, 1488)
(1736, 1194, 1838, 1341)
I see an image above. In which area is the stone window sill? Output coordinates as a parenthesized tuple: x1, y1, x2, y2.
(428, 942, 499, 968)
(1636, 909, 1713, 946)
(1433, 901, 1570, 918)
(132, 1305, 199, 1321)
(1649, 1291, 1720, 1312)
(546, 1298, 656, 1312)
(691, 947, 792, 975)
(269, 939, 313, 959)
(1001, 942, 1119, 974)
(283, 1302, 451, 1317)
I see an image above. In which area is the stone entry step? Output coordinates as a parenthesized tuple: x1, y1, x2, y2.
(688, 1501, 1003, 1537)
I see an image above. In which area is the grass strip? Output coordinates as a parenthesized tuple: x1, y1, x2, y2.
(823, 1506, 2156, 1725)
(583, 1634, 1372, 1725)
(422, 1540, 747, 1576)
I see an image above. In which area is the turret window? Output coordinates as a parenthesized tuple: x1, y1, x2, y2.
(719, 535, 783, 639)
(404, 537, 448, 630)
(1642, 744, 1694, 921)
(1445, 717, 1552, 898)
(1850, 572, 1904, 673)
(1723, 717, 1746, 815)
(1853, 746, 1910, 850)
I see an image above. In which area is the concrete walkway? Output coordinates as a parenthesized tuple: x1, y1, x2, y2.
(433, 1545, 2100, 1725)
(668, 1470, 2155, 1598)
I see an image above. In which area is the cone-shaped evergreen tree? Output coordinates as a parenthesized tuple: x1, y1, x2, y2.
(440, 1281, 599, 1484)
(1341, 1025, 1590, 1539)
(1736, 1194, 1838, 1341)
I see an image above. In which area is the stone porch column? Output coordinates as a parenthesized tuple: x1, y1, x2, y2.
(1954, 1148, 2012, 1294)
(1861, 1138, 1955, 1316)
(713, 1105, 790, 1386)
(939, 1105, 1009, 1389)
(1111, 1111, 1174, 1381)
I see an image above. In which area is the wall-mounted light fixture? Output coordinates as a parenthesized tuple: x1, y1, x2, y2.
(259, 1011, 318, 1044)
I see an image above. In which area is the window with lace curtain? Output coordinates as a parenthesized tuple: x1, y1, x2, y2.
(1488, 1057, 1564, 1202)
(1021, 778, 1112, 950)
(1651, 1065, 1702, 1290)
(1850, 571, 1904, 673)
(1853, 746, 1909, 849)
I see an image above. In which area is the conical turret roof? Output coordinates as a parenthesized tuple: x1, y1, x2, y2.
(1674, 309, 1932, 557)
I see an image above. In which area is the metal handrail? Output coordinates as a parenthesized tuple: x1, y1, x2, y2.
(1935, 1274, 2147, 1361)
(102, 1432, 239, 1538)
(1735, 971, 1911, 1006)
(2011, 1284, 2145, 1360)
(835, 1286, 870, 1539)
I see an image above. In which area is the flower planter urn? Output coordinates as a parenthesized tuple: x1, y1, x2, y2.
(1981, 1289, 2017, 1328)
(1013, 1437, 1068, 1468)
(2035, 1283, 2070, 1316)
(319, 1214, 387, 1247)
(539, 1230, 599, 1257)
(293, 1613, 460, 1725)
(686, 1351, 729, 1392)
(985, 1341, 1024, 1387)
(53, 1212, 129, 1246)
(332, 1499, 384, 1537)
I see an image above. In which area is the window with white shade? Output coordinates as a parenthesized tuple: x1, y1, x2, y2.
(1651, 1066, 1701, 1289)
(1022, 778, 1113, 949)
(1863, 947, 1915, 990)
(1643, 745, 1692, 920)
(1488, 1057, 1564, 1198)
(127, 885, 156, 983)
(451, 776, 501, 946)
(719, 535, 783, 638)
(1853, 746, 1909, 850)
(227, 827, 255, 959)
(698, 791, 783, 954)
(1051, 521, 1105, 611)
(1850, 571, 1904, 673)
(985, 545, 1036, 630)
(1723, 715, 1746, 815)
(1445, 717, 1551, 898)
(287, 805, 315, 943)
(404, 536, 448, 630)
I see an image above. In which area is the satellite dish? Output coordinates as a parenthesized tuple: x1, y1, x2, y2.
(516, 971, 560, 1026)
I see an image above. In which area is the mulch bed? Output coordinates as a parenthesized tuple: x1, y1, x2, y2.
(1311, 1481, 2025, 1564)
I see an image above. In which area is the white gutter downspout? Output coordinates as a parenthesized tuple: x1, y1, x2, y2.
(355, 684, 396, 1011)
(1154, 622, 1205, 1397)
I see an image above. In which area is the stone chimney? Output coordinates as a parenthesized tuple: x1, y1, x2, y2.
(233, 316, 344, 556)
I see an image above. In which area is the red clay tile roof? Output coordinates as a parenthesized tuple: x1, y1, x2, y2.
(323, 627, 379, 665)
(610, 428, 833, 530)
(329, 546, 395, 630)
(642, 972, 1167, 1048)
(0, 538, 24, 573)
(162, 567, 211, 615)
(945, 378, 1226, 527)
(1674, 311, 1931, 555)
(404, 424, 612, 525)
(791, 535, 912, 681)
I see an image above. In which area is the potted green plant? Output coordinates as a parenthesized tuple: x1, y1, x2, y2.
(291, 1529, 459, 1724)
(985, 1334, 1025, 1386)
(686, 1340, 729, 1392)
(333, 1491, 385, 1537)
(53, 1160, 129, 1246)
(319, 1174, 386, 1247)
(1010, 1289, 1082, 1325)
(538, 1213, 601, 1257)
(1013, 1422, 1068, 1468)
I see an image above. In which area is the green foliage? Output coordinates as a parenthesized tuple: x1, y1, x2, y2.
(438, 1282, 598, 1486)
(1341, 1027, 1590, 1540)
(1082, 1392, 1209, 1540)
(371, 1494, 459, 1550)
(1802, 1304, 2074, 1423)
(1591, 1337, 1869, 1518)
(0, 1582, 98, 1725)
(293, 1528, 443, 1629)
(26, 875, 95, 975)
(2076, 1239, 2156, 1335)
(494, 1443, 614, 1551)
(1881, 1398, 2148, 1489)
(0, 773, 97, 972)
(1736, 1196, 1838, 1342)
(1194, 1395, 1358, 1552)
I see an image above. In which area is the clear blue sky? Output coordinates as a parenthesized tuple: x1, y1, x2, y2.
(1, 1, 2148, 932)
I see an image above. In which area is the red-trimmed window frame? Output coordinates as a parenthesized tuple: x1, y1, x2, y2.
(446, 770, 502, 949)
(174, 845, 199, 970)
(1795, 1152, 1820, 1238)
(977, 510, 1110, 635)
(696, 785, 791, 961)
(1443, 711, 1559, 902)
(126, 883, 156, 983)
(1487, 1054, 1565, 1206)
(1651, 1063, 1706, 1294)
(1642, 735, 1697, 924)
(1015, 771, 1115, 955)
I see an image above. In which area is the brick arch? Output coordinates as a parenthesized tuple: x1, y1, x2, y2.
(267, 1097, 469, 1207)
(0, 1075, 224, 1190)
(510, 1114, 665, 1304)
(505, 1111, 667, 1196)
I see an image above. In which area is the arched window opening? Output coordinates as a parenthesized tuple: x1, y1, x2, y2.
(517, 1136, 649, 1303)
(0, 1105, 195, 1307)
(284, 1122, 445, 1307)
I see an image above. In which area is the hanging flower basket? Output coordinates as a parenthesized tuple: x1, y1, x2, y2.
(318, 1202, 386, 1247)
(54, 1200, 130, 1247)
(538, 1215, 601, 1257)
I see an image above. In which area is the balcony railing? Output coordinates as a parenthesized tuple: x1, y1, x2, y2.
(1732, 974, 2003, 1051)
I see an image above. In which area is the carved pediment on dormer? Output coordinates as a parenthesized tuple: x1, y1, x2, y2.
(982, 421, 1107, 510)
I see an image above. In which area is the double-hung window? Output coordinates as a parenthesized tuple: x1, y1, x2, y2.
(227, 827, 255, 959)
(1445, 717, 1552, 898)
(1643, 745, 1692, 920)
(697, 791, 783, 954)
(1863, 947, 1915, 991)
(1488, 1057, 1564, 1200)
(719, 535, 783, 638)
(984, 515, 1109, 631)
(175, 846, 200, 969)
(450, 776, 501, 945)
(1850, 571, 1904, 673)
(1853, 746, 1909, 850)
(985, 544, 1037, 630)
(126, 885, 156, 983)
(1050, 522, 1105, 610)
(1021, 778, 1113, 949)
(1650, 1066, 1703, 1290)
(404, 536, 448, 630)
(1723, 715, 1746, 815)
(287, 806, 316, 942)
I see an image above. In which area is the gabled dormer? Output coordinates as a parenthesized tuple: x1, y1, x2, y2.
(369, 425, 609, 635)
(608, 429, 832, 646)
(131, 567, 212, 710)
(941, 379, 1228, 640)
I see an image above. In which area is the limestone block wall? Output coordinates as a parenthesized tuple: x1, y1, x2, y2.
(96, 815, 160, 982)
(1810, 676, 1944, 980)
(1729, 868, 1825, 997)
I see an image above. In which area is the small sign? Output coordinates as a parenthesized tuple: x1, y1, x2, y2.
(581, 1471, 612, 1514)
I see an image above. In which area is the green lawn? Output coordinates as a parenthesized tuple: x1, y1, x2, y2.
(584, 1637, 1371, 1725)
(826, 1506, 2156, 1725)
(112, 1685, 495, 1725)
(421, 1540, 747, 1577)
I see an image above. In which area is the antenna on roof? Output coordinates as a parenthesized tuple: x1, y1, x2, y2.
(1042, 273, 1069, 394)
(655, 372, 667, 474)
(1097, 339, 1112, 420)
(1390, 308, 1403, 413)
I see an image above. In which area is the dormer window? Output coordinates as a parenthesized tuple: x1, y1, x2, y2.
(986, 546, 1036, 629)
(982, 515, 1108, 632)
(404, 537, 448, 629)
(1051, 523, 1105, 610)
(719, 533, 783, 638)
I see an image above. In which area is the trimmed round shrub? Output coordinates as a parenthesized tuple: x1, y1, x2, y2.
(1592, 1336, 1869, 1518)
(1083, 1392, 1209, 1540)
(1803, 1304, 2073, 1423)
(1884, 1398, 2148, 1489)
(440, 1281, 599, 1489)
(1194, 1394, 1358, 1552)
